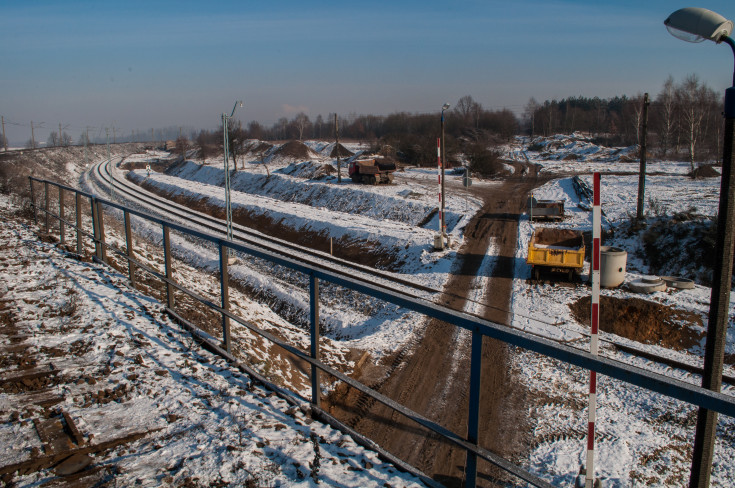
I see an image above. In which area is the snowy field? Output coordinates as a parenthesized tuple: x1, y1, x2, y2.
(116, 135, 735, 486)
(0, 193, 429, 487)
(7, 133, 734, 486)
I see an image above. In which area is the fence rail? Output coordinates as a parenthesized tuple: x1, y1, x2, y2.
(28, 176, 735, 488)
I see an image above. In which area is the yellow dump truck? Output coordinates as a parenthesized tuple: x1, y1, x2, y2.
(527, 228, 585, 281)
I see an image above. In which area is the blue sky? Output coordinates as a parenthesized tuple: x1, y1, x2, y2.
(2, 0, 734, 144)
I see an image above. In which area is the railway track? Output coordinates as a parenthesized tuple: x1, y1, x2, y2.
(93, 158, 437, 300)
(91, 158, 735, 388)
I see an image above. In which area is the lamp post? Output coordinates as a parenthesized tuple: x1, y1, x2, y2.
(441, 102, 450, 245)
(222, 100, 243, 246)
(664, 8, 735, 488)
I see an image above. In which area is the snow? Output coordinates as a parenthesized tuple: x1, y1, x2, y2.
(6, 134, 735, 486)
(0, 193, 428, 487)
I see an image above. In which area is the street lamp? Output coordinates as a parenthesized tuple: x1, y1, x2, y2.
(222, 100, 243, 245)
(664, 8, 735, 488)
(440, 102, 450, 247)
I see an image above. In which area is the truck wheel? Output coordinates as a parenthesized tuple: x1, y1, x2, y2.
(533, 267, 540, 280)
(367, 175, 377, 185)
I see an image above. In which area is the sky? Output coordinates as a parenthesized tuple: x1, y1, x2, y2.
(2, 0, 735, 145)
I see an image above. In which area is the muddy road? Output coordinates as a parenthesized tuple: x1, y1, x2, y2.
(328, 164, 548, 487)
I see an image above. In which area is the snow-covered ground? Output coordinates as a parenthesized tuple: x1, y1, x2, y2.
(0, 193, 429, 487)
(7, 134, 734, 486)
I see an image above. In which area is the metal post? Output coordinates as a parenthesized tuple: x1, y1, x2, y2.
(310, 273, 321, 407)
(75, 192, 83, 255)
(219, 242, 231, 353)
(44, 181, 49, 233)
(465, 329, 483, 487)
(96, 200, 106, 262)
(124, 210, 135, 287)
(586, 173, 602, 488)
(91, 198, 101, 259)
(689, 80, 735, 488)
(636, 93, 650, 220)
(335, 113, 341, 183)
(441, 104, 449, 244)
(29, 177, 37, 224)
(58, 187, 65, 245)
(163, 225, 175, 310)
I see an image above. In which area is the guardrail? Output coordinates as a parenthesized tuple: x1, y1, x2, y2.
(28, 176, 735, 487)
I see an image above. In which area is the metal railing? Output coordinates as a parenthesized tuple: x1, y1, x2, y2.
(28, 176, 735, 488)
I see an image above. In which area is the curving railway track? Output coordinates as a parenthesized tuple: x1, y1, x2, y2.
(90, 157, 735, 388)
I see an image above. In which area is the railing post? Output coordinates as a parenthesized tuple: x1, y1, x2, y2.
(124, 210, 136, 287)
(163, 225, 175, 310)
(75, 192, 83, 255)
(91, 198, 101, 259)
(219, 242, 231, 354)
(59, 187, 65, 245)
(44, 181, 49, 233)
(310, 273, 321, 407)
(96, 200, 106, 262)
(28, 177, 37, 224)
(465, 329, 483, 488)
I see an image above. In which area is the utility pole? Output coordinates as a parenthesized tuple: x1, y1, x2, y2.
(31, 121, 35, 149)
(151, 128, 154, 143)
(636, 93, 650, 220)
(59, 123, 62, 147)
(1, 116, 7, 151)
(112, 126, 117, 144)
(335, 114, 341, 183)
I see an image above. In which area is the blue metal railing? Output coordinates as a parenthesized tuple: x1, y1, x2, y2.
(29, 176, 735, 488)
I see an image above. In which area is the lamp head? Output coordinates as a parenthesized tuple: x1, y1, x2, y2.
(442, 103, 451, 111)
(664, 7, 733, 43)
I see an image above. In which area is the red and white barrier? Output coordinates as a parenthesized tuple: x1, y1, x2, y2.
(586, 172, 601, 488)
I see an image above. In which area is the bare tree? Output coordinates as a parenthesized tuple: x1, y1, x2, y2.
(47, 132, 58, 147)
(454, 95, 479, 126)
(655, 75, 677, 158)
(675, 74, 717, 171)
(524, 97, 540, 137)
(62, 132, 72, 147)
(293, 112, 311, 141)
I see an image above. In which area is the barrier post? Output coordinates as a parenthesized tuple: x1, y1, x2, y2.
(163, 225, 175, 310)
(75, 192, 83, 255)
(59, 187, 65, 245)
(465, 329, 483, 487)
(310, 273, 320, 407)
(124, 210, 135, 287)
(44, 181, 49, 233)
(96, 200, 106, 262)
(585, 172, 602, 488)
(29, 178, 37, 224)
(219, 242, 231, 353)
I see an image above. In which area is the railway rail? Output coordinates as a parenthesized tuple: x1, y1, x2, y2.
(94, 158, 735, 388)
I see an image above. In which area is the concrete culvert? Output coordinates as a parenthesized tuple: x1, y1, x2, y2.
(659, 276, 696, 289)
(628, 276, 666, 294)
(600, 246, 627, 288)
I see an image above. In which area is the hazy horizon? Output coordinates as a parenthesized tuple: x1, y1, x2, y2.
(2, 0, 734, 145)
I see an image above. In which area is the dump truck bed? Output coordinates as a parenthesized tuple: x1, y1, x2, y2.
(527, 228, 585, 269)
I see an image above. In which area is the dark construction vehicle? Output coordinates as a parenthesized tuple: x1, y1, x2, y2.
(348, 158, 397, 184)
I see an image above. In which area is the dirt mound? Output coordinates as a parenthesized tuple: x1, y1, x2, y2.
(569, 295, 704, 351)
(278, 161, 335, 179)
(689, 164, 720, 178)
(247, 141, 273, 155)
(329, 143, 354, 158)
(273, 140, 315, 160)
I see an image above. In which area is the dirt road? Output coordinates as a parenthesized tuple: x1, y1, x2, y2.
(328, 164, 547, 487)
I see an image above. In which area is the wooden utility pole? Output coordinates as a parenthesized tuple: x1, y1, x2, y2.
(1, 116, 7, 151)
(335, 114, 341, 183)
(59, 123, 62, 147)
(31, 121, 35, 149)
(636, 93, 650, 220)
